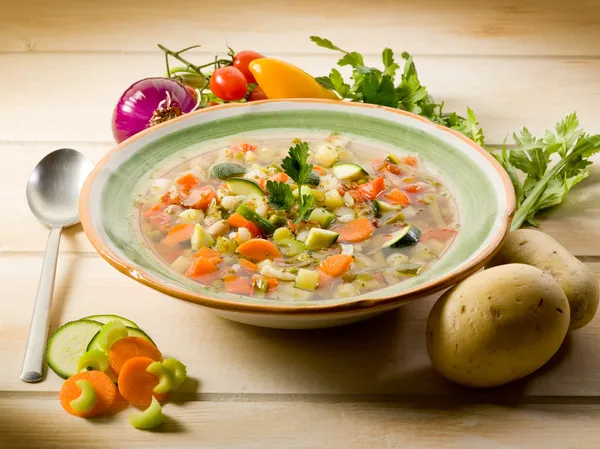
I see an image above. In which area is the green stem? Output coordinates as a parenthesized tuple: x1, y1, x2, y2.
(510, 157, 568, 230)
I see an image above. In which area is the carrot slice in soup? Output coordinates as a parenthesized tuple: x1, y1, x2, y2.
(59, 371, 118, 418)
(319, 254, 354, 277)
(109, 336, 163, 375)
(239, 258, 260, 272)
(421, 229, 458, 242)
(118, 357, 168, 408)
(175, 173, 199, 194)
(227, 212, 250, 228)
(336, 217, 374, 243)
(272, 172, 290, 183)
(143, 204, 172, 232)
(182, 186, 215, 210)
(237, 239, 281, 261)
(225, 276, 252, 295)
(403, 155, 418, 167)
(185, 255, 219, 277)
(386, 188, 410, 206)
(312, 166, 326, 176)
(350, 176, 385, 202)
(163, 223, 195, 246)
(194, 247, 223, 264)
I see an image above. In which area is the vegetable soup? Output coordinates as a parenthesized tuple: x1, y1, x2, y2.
(138, 134, 459, 301)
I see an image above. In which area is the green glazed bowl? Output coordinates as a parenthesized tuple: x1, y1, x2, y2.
(80, 100, 515, 329)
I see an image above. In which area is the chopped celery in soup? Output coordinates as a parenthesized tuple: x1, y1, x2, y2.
(138, 135, 458, 300)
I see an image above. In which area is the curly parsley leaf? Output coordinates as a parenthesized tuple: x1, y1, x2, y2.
(281, 141, 313, 185)
(265, 181, 294, 211)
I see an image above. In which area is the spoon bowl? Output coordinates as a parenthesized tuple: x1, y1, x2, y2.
(21, 148, 93, 383)
(26, 148, 93, 227)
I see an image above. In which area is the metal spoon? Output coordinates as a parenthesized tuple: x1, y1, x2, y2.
(20, 148, 94, 383)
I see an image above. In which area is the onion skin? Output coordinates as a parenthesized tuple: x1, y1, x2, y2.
(112, 77, 196, 143)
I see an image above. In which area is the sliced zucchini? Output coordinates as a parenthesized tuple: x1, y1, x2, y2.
(332, 163, 369, 181)
(226, 178, 264, 196)
(211, 162, 246, 179)
(45, 319, 103, 379)
(306, 171, 321, 186)
(191, 223, 215, 250)
(396, 263, 422, 275)
(308, 208, 336, 228)
(81, 314, 139, 329)
(382, 225, 422, 248)
(304, 228, 339, 250)
(86, 326, 155, 352)
(70, 379, 97, 414)
(163, 358, 188, 390)
(277, 238, 306, 257)
(236, 204, 276, 235)
(373, 200, 401, 218)
(129, 396, 163, 430)
(295, 269, 320, 291)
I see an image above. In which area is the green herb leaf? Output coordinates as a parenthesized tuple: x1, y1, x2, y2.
(265, 181, 294, 211)
(310, 36, 346, 52)
(294, 193, 316, 224)
(382, 48, 399, 78)
(362, 73, 398, 108)
(281, 141, 313, 185)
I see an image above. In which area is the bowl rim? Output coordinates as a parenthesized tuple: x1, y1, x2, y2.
(80, 99, 515, 316)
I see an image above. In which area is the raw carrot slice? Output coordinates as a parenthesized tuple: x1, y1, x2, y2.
(185, 255, 219, 277)
(194, 247, 223, 264)
(335, 217, 374, 243)
(312, 166, 326, 176)
(118, 357, 168, 408)
(224, 276, 252, 295)
(236, 239, 281, 262)
(163, 223, 195, 246)
(109, 336, 163, 375)
(182, 186, 215, 210)
(350, 176, 385, 202)
(386, 188, 410, 206)
(239, 258, 260, 272)
(59, 371, 118, 418)
(319, 254, 354, 277)
(175, 173, 199, 194)
(227, 212, 250, 228)
(272, 172, 289, 183)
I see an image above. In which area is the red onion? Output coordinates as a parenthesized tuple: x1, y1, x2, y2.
(112, 77, 197, 143)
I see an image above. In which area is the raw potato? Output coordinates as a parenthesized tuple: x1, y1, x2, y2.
(426, 264, 569, 388)
(487, 229, 599, 330)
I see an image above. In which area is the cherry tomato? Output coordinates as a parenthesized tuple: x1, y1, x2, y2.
(233, 50, 265, 83)
(248, 86, 268, 102)
(209, 67, 248, 101)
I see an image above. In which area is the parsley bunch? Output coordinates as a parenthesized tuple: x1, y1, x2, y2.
(310, 36, 485, 146)
(266, 142, 316, 223)
(492, 113, 600, 230)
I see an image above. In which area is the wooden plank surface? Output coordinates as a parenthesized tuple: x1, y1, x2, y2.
(3, 0, 600, 56)
(2, 397, 600, 449)
(2, 255, 598, 397)
(1, 54, 599, 143)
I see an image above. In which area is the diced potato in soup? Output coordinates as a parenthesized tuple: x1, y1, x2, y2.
(137, 134, 459, 300)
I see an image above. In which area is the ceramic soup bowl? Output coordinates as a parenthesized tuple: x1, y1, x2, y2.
(80, 100, 515, 329)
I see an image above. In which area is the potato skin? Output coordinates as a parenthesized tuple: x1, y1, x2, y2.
(426, 264, 569, 388)
(487, 229, 599, 330)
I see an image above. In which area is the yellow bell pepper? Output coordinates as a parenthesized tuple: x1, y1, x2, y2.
(249, 58, 339, 101)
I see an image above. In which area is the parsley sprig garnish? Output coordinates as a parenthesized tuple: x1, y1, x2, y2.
(266, 141, 316, 223)
(310, 36, 486, 147)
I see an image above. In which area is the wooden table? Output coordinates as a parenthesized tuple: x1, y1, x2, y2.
(2, 1, 600, 447)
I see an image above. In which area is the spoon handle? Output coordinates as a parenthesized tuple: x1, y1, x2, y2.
(20, 226, 63, 383)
